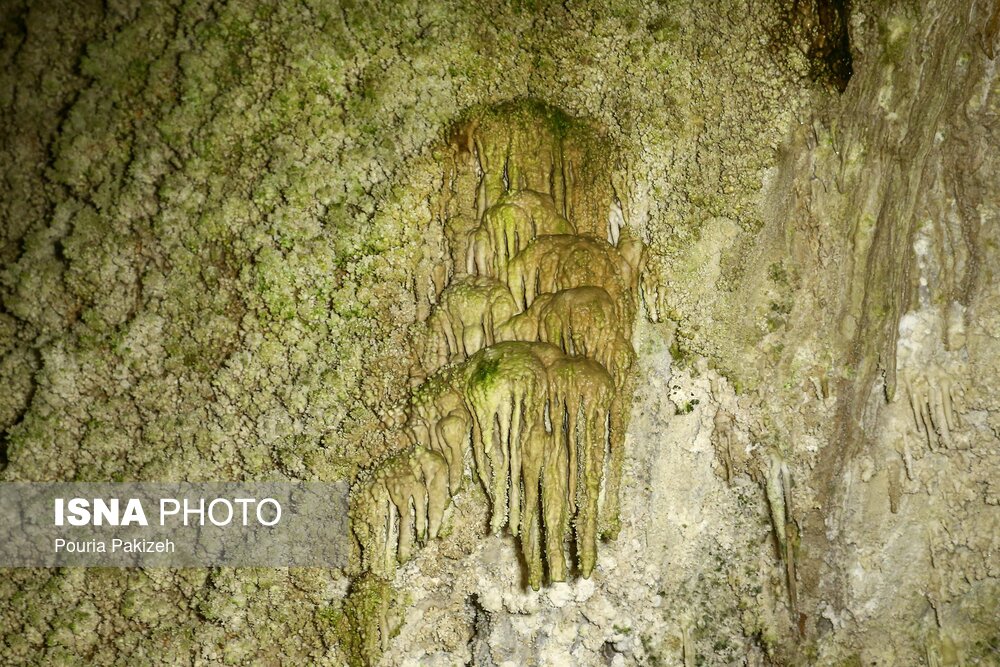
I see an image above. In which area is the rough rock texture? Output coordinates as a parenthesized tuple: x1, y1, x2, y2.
(1, 0, 998, 665)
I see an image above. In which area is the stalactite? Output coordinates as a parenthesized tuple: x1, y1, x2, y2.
(355, 446, 451, 576)
(713, 409, 737, 484)
(506, 234, 633, 321)
(902, 366, 960, 450)
(546, 355, 615, 577)
(462, 342, 550, 535)
(427, 276, 517, 370)
(600, 393, 630, 540)
(466, 190, 576, 282)
(407, 367, 471, 494)
(763, 450, 797, 614)
(353, 103, 642, 593)
(639, 271, 669, 323)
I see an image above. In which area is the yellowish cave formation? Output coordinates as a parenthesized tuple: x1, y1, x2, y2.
(427, 275, 517, 370)
(467, 190, 576, 281)
(356, 446, 450, 575)
(354, 103, 643, 591)
(406, 367, 471, 495)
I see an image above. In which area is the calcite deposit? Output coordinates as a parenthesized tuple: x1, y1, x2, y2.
(353, 110, 640, 601)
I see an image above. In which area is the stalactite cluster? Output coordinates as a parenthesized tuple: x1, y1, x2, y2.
(353, 103, 643, 590)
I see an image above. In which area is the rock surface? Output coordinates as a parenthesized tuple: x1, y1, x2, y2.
(1, 0, 997, 665)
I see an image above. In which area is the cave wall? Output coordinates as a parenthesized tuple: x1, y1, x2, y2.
(0, 0, 997, 665)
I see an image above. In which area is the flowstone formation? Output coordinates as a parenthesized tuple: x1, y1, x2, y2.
(350, 103, 643, 646)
